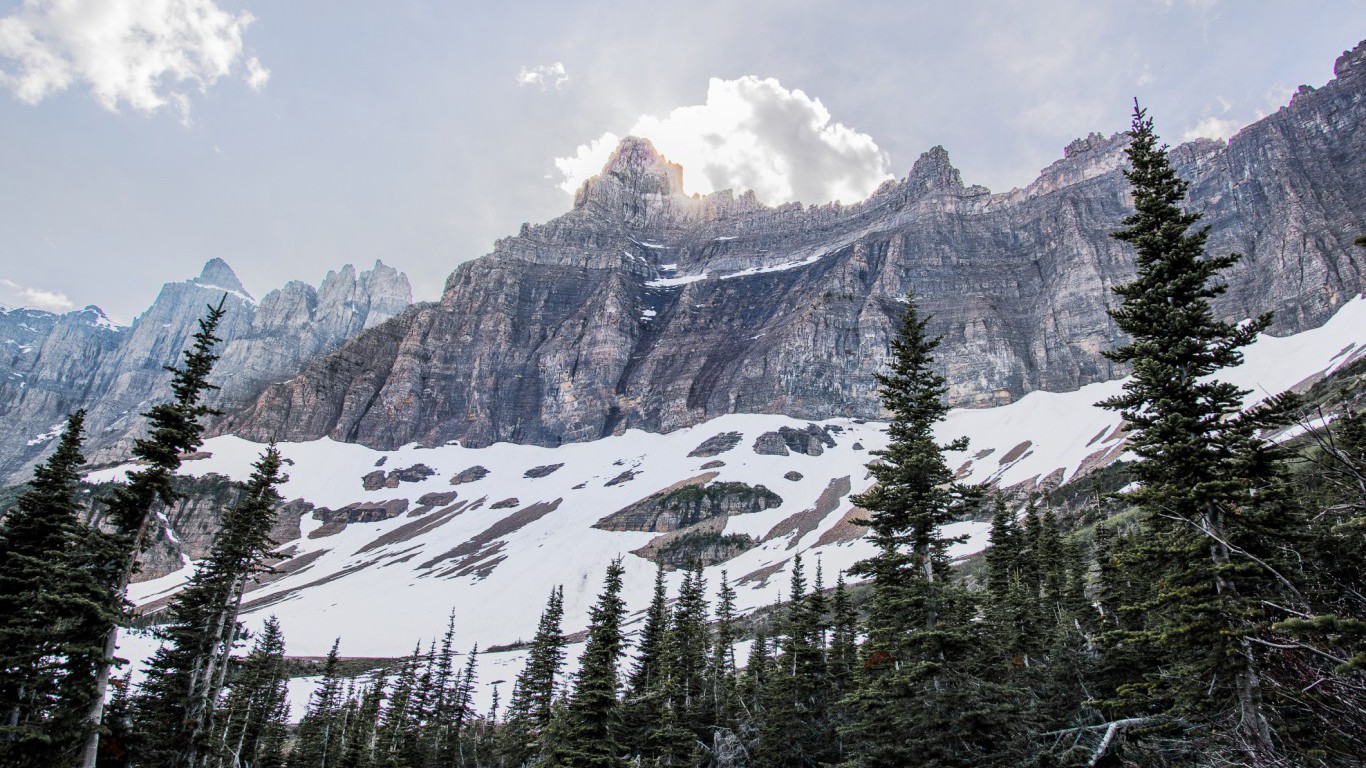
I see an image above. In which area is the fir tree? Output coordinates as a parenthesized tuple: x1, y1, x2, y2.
(547, 559, 628, 768)
(0, 411, 114, 767)
(498, 586, 565, 765)
(1097, 102, 1300, 763)
(669, 565, 710, 747)
(213, 616, 290, 768)
(339, 675, 384, 768)
(758, 555, 829, 768)
(621, 565, 673, 763)
(376, 644, 424, 767)
(293, 640, 347, 768)
(130, 445, 286, 768)
(706, 571, 739, 733)
(82, 298, 230, 768)
(840, 291, 1022, 768)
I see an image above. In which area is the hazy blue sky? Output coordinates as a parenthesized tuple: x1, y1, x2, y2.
(2, 0, 1364, 322)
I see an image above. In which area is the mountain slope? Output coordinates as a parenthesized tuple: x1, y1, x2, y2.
(223, 41, 1366, 452)
(105, 294, 1366, 660)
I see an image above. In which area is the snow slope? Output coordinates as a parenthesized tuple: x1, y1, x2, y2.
(97, 295, 1366, 706)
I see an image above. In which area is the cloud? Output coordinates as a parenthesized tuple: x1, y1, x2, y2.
(1, 278, 73, 312)
(245, 55, 269, 91)
(516, 61, 568, 90)
(1181, 116, 1243, 141)
(0, 0, 267, 120)
(555, 76, 892, 206)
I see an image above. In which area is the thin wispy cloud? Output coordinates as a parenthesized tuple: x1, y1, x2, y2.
(555, 76, 892, 206)
(517, 62, 568, 90)
(0, 0, 268, 122)
(1, 278, 73, 312)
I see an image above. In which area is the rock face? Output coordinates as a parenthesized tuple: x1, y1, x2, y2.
(223, 42, 1366, 453)
(594, 481, 783, 532)
(0, 259, 411, 483)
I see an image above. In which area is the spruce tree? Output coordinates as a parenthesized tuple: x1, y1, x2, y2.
(82, 298, 230, 768)
(0, 411, 116, 767)
(1098, 103, 1299, 763)
(547, 559, 628, 768)
(840, 291, 1022, 768)
(130, 445, 286, 768)
(213, 616, 290, 768)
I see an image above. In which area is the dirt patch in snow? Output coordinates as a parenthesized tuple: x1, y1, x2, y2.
(763, 476, 851, 549)
(419, 498, 563, 577)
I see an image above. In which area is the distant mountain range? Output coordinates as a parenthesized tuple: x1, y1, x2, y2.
(0, 258, 411, 484)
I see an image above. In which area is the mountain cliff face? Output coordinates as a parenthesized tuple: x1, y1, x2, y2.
(0, 259, 411, 483)
(223, 43, 1366, 453)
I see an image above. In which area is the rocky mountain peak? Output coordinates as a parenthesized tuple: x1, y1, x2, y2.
(191, 257, 252, 299)
(904, 145, 963, 195)
(572, 136, 687, 221)
(1335, 38, 1366, 80)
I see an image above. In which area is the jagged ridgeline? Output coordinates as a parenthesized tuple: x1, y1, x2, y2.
(0, 259, 412, 484)
(222, 42, 1365, 453)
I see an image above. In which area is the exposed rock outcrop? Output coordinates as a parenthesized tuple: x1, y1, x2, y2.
(594, 481, 783, 532)
(223, 42, 1366, 453)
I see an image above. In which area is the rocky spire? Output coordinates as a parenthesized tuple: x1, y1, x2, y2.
(191, 258, 252, 299)
(904, 146, 963, 197)
(572, 137, 689, 228)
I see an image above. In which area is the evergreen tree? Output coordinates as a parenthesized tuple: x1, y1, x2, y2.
(0, 411, 115, 767)
(213, 616, 290, 768)
(376, 644, 424, 767)
(1097, 102, 1300, 763)
(621, 565, 673, 764)
(498, 586, 565, 765)
(839, 291, 1022, 768)
(825, 574, 857, 764)
(706, 571, 739, 733)
(758, 555, 829, 768)
(669, 565, 710, 747)
(292, 640, 347, 768)
(82, 298, 230, 767)
(130, 445, 286, 768)
(339, 676, 384, 768)
(547, 559, 628, 768)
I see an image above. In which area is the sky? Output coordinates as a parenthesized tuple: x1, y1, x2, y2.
(1, 1, 1364, 323)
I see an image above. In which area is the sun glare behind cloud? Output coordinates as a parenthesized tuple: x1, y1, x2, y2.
(555, 76, 893, 207)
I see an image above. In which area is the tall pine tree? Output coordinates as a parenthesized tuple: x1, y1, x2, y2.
(1097, 102, 1300, 764)
(129, 445, 286, 768)
(840, 291, 1021, 768)
(547, 559, 628, 768)
(82, 298, 230, 768)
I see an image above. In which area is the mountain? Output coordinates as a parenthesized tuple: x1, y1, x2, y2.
(221, 40, 1366, 453)
(0, 259, 412, 484)
(111, 295, 1366, 665)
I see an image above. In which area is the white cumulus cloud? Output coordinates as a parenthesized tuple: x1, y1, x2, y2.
(516, 61, 568, 90)
(555, 76, 893, 206)
(0, 0, 267, 120)
(1, 278, 74, 312)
